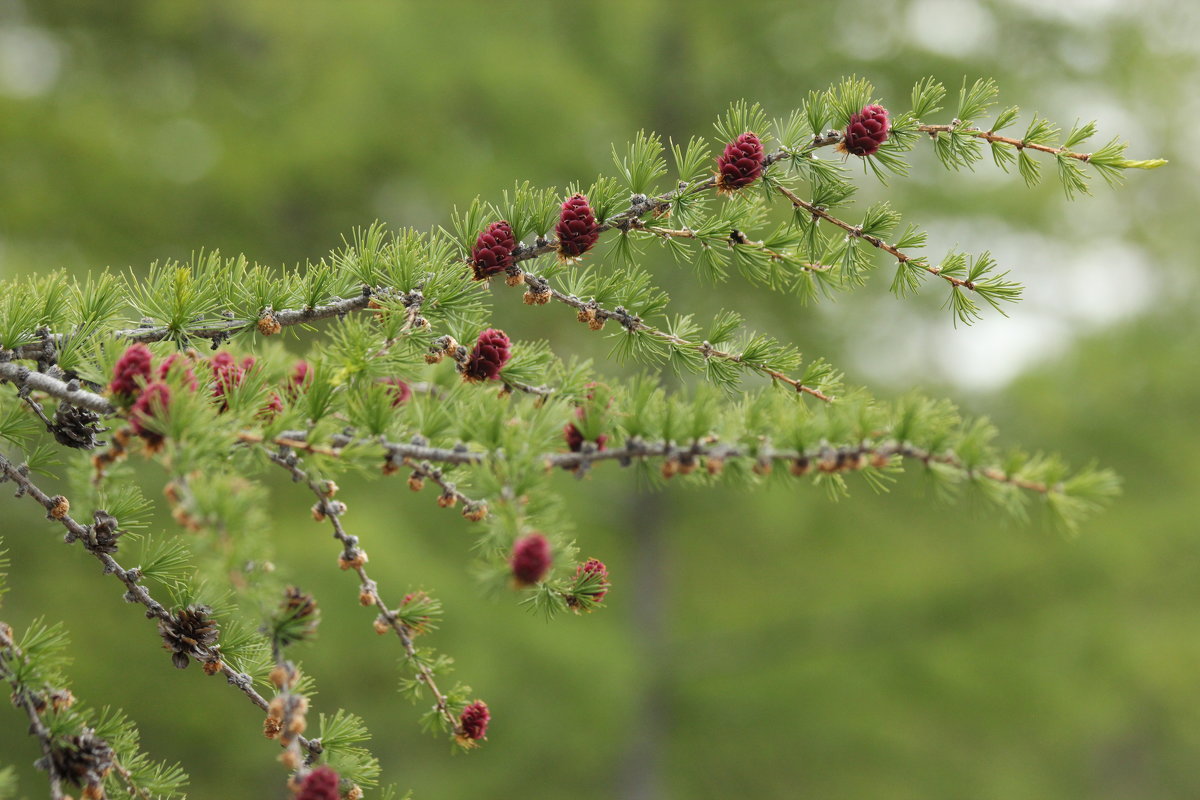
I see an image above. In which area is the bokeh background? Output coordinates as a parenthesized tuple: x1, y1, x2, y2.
(2, 1, 1198, 798)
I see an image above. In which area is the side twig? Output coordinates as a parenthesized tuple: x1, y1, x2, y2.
(264, 447, 463, 734)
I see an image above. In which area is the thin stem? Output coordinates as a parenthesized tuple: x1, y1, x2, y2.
(773, 184, 979, 291)
(263, 447, 462, 734)
(634, 219, 835, 274)
(521, 274, 835, 402)
(917, 123, 1091, 161)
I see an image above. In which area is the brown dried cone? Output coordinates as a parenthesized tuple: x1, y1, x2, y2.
(49, 689, 75, 711)
(424, 335, 457, 364)
(88, 510, 123, 554)
(158, 604, 219, 669)
(50, 401, 106, 450)
(462, 501, 488, 522)
(44, 729, 114, 793)
(263, 715, 283, 739)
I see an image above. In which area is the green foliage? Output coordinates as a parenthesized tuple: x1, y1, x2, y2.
(318, 711, 382, 787)
(0, 613, 188, 799)
(0, 60, 1167, 800)
(612, 130, 668, 196)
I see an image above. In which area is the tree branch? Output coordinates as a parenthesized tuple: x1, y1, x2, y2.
(0, 453, 322, 760)
(918, 123, 1090, 160)
(518, 273, 836, 401)
(0, 624, 67, 800)
(0, 362, 116, 416)
(263, 446, 463, 735)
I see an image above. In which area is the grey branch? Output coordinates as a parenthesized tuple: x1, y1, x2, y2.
(0, 362, 117, 416)
(263, 446, 463, 733)
(270, 429, 1058, 496)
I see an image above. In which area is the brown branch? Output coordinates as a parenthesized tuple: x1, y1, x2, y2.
(520, 274, 835, 402)
(504, 136, 842, 269)
(0, 625, 67, 800)
(0, 623, 157, 800)
(401, 457, 487, 515)
(772, 184, 979, 291)
(918, 123, 1091, 161)
(264, 447, 462, 734)
(0, 452, 321, 760)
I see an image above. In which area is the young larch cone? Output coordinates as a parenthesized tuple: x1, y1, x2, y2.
(108, 343, 153, 398)
(129, 381, 171, 445)
(555, 194, 600, 261)
(260, 392, 285, 418)
(716, 132, 764, 192)
(458, 700, 490, 742)
(295, 766, 340, 800)
(462, 328, 511, 382)
(209, 351, 245, 409)
(574, 558, 609, 602)
(286, 360, 312, 399)
(563, 423, 607, 453)
(510, 533, 552, 585)
(378, 377, 411, 406)
(841, 104, 890, 157)
(471, 220, 516, 280)
(157, 352, 198, 391)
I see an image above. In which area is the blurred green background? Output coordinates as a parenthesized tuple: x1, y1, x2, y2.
(2, 1, 1198, 798)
